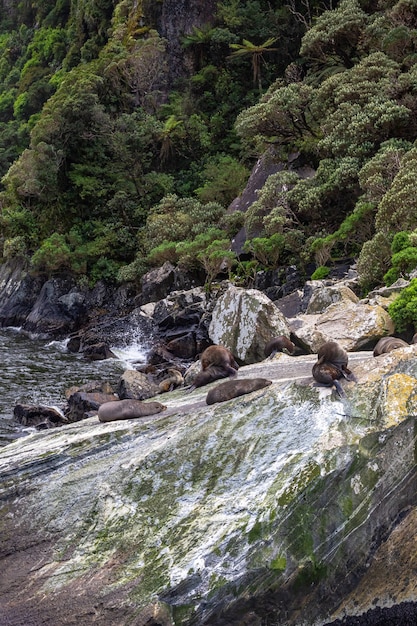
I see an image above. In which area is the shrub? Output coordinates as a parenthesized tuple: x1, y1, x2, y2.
(30, 232, 71, 274)
(388, 279, 417, 332)
(244, 233, 285, 268)
(147, 241, 179, 267)
(3, 235, 27, 260)
(197, 239, 237, 285)
(311, 266, 330, 280)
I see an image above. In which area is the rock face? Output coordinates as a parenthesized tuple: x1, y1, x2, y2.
(2, 348, 417, 625)
(209, 284, 291, 363)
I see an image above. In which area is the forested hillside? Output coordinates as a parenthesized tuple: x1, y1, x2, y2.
(1, 0, 417, 305)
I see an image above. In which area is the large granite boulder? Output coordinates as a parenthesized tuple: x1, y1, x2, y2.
(2, 349, 417, 625)
(209, 284, 291, 364)
(117, 369, 160, 400)
(290, 299, 395, 352)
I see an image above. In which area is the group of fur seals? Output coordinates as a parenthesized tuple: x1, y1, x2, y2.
(98, 399, 166, 423)
(206, 377, 272, 405)
(312, 341, 355, 397)
(189, 345, 239, 390)
(264, 336, 295, 358)
(373, 336, 409, 356)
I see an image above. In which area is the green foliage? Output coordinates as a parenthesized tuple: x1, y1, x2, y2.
(197, 237, 237, 284)
(308, 200, 376, 265)
(300, 0, 368, 70)
(30, 232, 71, 274)
(244, 233, 285, 268)
(357, 231, 392, 290)
(388, 278, 417, 332)
(195, 155, 249, 205)
(1, 0, 417, 293)
(313, 53, 410, 158)
(2, 235, 27, 260)
(141, 194, 226, 254)
(146, 241, 179, 267)
(382, 230, 417, 285)
(244, 170, 300, 237)
(231, 259, 260, 287)
(146, 227, 234, 285)
(235, 81, 318, 155)
(358, 139, 413, 203)
(311, 266, 330, 280)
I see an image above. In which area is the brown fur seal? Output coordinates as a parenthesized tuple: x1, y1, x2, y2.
(313, 341, 356, 396)
(158, 368, 184, 393)
(373, 336, 409, 356)
(317, 341, 355, 381)
(189, 345, 239, 390)
(98, 399, 166, 422)
(264, 336, 295, 358)
(317, 341, 348, 368)
(200, 345, 239, 375)
(206, 378, 272, 405)
(312, 359, 346, 397)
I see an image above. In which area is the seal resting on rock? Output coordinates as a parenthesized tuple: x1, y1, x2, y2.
(98, 399, 166, 422)
(189, 345, 239, 390)
(158, 368, 184, 393)
(200, 345, 239, 375)
(373, 336, 409, 356)
(313, 341, 355, 396)
(264, 336, 295, 358)
(206, 378, 272, 405)
(312, 360, 347, 397)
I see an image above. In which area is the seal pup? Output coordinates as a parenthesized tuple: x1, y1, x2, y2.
(206, 378, 272, 405)
(158, 368, 184, 393)
(373, 336, 409, 356)
(189, 345, 239, 391)
(264, 336, 295, 358)
(98, 399, 166, 422)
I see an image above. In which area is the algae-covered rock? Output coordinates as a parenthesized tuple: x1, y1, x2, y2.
(1, 350, 417, 625)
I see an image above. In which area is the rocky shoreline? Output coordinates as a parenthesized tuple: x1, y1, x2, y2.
(2, 257, 414, 431)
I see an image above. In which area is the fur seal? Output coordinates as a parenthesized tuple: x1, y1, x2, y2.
(264, 336, 295, 358)
(158, 368, 184, 393)
(373, 336, 409, 356)
(200, 345, 239, 375)
(313, 341, 355, 396)
(312, 359, 346, 397)
(189, 345, 239, 390)
(98, 399, 166, 422)
(206, 378, 272, 405)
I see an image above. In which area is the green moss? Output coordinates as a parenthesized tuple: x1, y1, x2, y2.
(270, 556, 286, 571)
(247, 519, 263, 543)
(293, 559, 327, 590)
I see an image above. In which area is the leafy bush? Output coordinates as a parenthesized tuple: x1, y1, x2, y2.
(30, 232, 71, 274)
(3, 235, 27, 260)
(194, 154, 249, 205)
(382, 230, 417, 285)
(244, 233, 285, 268)
(388, 279, 417, 332)
(311, 266, 330, 280)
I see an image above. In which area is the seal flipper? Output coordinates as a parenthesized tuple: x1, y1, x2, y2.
(333, 379, 345, 397)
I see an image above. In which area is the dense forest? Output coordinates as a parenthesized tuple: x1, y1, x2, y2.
(1, 0, 417, 323)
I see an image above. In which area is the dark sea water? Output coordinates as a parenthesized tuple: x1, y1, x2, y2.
(0, 327, 148, 446)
